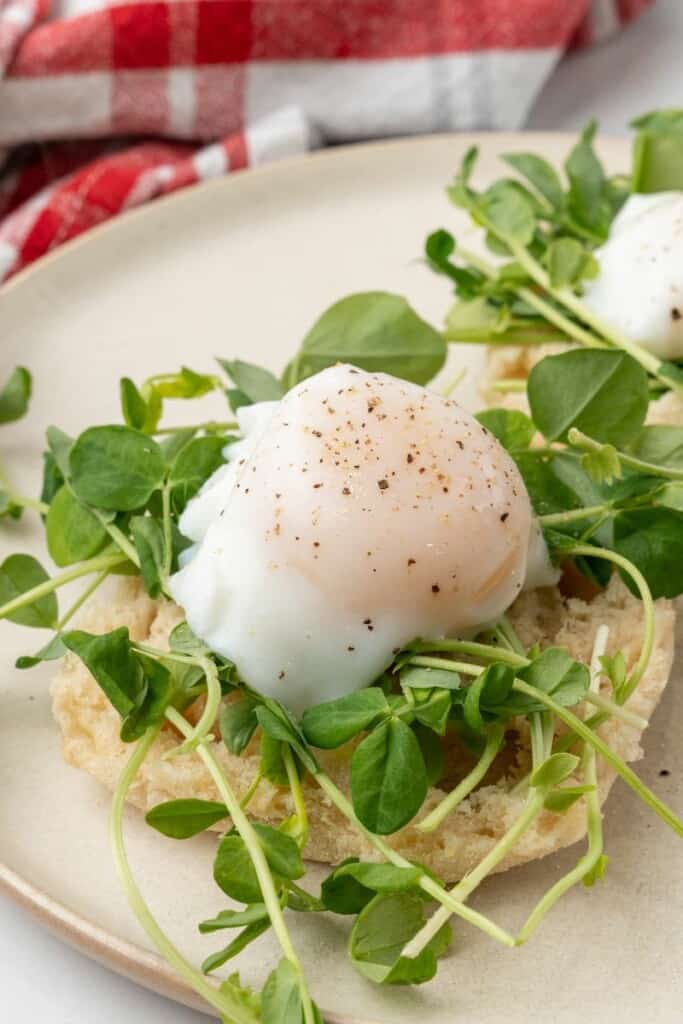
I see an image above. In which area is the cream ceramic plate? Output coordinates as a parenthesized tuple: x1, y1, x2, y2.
(0, 134, 681, 1024)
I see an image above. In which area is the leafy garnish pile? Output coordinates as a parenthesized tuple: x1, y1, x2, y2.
(1, 111, 683, 1023)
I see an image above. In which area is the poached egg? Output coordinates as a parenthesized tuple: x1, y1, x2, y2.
(171, 365, 554, 711)
(583, 191, 683, 361)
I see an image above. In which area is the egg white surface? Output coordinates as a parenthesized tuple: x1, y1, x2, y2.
(171, 365, 548, 712)
(583, 190, 683, 360)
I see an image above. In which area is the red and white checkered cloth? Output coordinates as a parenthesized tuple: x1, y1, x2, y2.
(0, 0, 652, 282)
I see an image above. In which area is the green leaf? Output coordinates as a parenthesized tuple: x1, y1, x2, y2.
(335, 862, 422, 894)
(0, 554, 58, 628)
(528, 349, 649, 445)
(583, 853, 609, 888)
(350, 718, 428, 834)
(632, 110, 683, 192)
(461, 663, 515, 733)
(262, 959, 302, 1024)
(301, 688, 389, 749)
(0, 367, 31, 424)
(565, 121, 610, 238)
(530, 752, 580, 790)
(349, 892, 451, 986)
(476, 408, 535, 452)
(129, 516, 166, 598)
(214, 834, 264, 905)
(218, 359, 284, 403)
(445, 295, 510, 341)
(518, 648, 590, 706)
(413, 723, 444, 787)
(149, 367, 217, 400)
(544, 237, 589, 288)
(0, 489, 22, 520)
(478, 181, 536, 245)
(654, 482, 683, 512)
(220, 696, 258, 755)
(502, 152, 564, 209)
(254, 702, 318, 774)
(119, 651, 173, 742)
(146, 799, 228, 839)
(159, 428, 197, 465)
(614, 507, 683, 598)
(169, 435, 226, 513)
(69, 426, 166, 511)
(40, 450, 64, 510)
(411, 688, 451, 735)
(46, 426, 73, 478)
(45, 485, 108, 567)
(199, 904, 269, 933)
(259, 733, 289, 787)
(120, 377, 156, 433)
(600, 651, 627, 698)
(321, 858, 375, 915)
(15, 633, 67, 669)
(214, 824, 302, 904)
(399, 665, 462, 691)
(424, 229, 484, 297)
(252, 824, 304, 881)
(630, 425, 683, 468)
(62, 627, 143, 717)
(202, 919, 270, 976)
(544, 784, 596, 813)
(225, 388, 251, 413)
(169, 620, 208, 656)
(287, 293, 446, 388)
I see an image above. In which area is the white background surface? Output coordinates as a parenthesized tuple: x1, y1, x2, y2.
(2, 1, 683, 1020)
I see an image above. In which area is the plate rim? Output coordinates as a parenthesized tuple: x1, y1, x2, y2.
(0, 128, 630, 1023)
(1, 129, 625, 302)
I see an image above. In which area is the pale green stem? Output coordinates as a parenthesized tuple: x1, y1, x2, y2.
(584, 690, 647, 729)
(407, 656, 481, 677)
(154, 420, 237, 436)
(166, 708, 316, 1024)
(412, 638, 527, 668)
(313, 770, 515, 947)
(456, 246, 608, 351)
(511, 679, 682, 835)
(91, 508, 140, 568)
(239, 769, 263, 811)
(402, 791, 546, 960)
(539, 503, 611, 527)
(441, 366, 467, 397)
(489, 379, 527, 393)
(496, 615, 527, 657)
(56, 569, 110, 630)
(564, 545, 654, 700)
(516, 628, 608, 943)
(506, 238, 679, 388)
(165, 656, 222, 757)
(161, 482, 173, 583)
(283, 745, 310, 849)
(110, 726, 258, 1024)
(417, 724, 505, 833)
(0, 552, 128, 622)
(569, 428, 683, 482)
(0, 462, 49, 515)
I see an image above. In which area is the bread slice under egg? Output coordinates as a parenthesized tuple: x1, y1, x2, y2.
(50, 575, 674, 882)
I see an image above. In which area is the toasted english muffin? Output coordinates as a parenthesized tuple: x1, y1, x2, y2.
(50, 575, 674, 883)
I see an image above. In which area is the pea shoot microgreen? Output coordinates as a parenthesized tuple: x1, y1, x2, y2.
(1, 110, 683, 1021)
